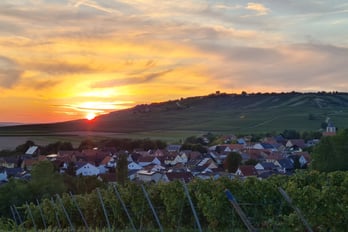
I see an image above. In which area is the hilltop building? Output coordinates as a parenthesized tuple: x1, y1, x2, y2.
(323, 120, 337, 136)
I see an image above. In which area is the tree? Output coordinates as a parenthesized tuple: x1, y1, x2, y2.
(282, 129, 300, 139)
(41, 141, 74, 154)
(29, 161, 66, 198)
(311, 129, 348, 172)
(244, 159, 258, 166)
(78, 139, 96, 150)
(224, 152, 242, 173)
(116, 153, 128, 186)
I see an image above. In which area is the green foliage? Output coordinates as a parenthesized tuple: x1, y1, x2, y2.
(29, 161, 66, 199)
(180, 143, 207, 153)
(4, 171, 348, 231)
(0, 179, 33, 217)
(63, 175, 104, 194)
(224, 152, 242, 172)
(78, 139, 97, 150)
(41, 141, 73, 155)
(0, 218, 16, 231)
(311, 129, 348, 172)
(0, 149, 16, 157)
(301, 131, 322, 141)
(282, 129, 300, 139)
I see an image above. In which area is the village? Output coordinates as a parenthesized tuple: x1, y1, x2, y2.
(1, 122, 337, 186)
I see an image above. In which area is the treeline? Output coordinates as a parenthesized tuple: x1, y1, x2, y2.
(0, 138, 167, 157)
(1, 171, 347, 231)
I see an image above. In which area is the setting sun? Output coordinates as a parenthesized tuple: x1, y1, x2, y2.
(86, 112, 96, 120)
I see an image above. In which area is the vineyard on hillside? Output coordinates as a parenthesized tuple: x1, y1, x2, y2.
(1, 171, 347, 231)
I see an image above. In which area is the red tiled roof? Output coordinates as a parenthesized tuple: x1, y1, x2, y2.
(238, 165, 258, 176)
(100, 156, 112, 165)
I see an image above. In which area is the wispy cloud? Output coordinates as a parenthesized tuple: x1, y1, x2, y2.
(245, 2, 270, 16)
(24, 61, 96, 75)
(91, 69, 173, 88)
(71, 0, 117, 14)
(0, 0, 347, 123)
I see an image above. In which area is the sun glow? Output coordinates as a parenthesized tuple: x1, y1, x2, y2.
(86, 112, 96, 120)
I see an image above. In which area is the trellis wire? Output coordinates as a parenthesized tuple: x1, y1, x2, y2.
(113, 184, 137, 232)
(96, 188, 111, 232)
(25, 201, 38, 232)
(50, 197, 62, 230)
(182, 181, 203, 232)
(278, 187, 313, 232)
(56, 194, 75, 232)
(36, 199, 47, 231)
(141, 184, 163, 232)
(69, 192, 89, 231)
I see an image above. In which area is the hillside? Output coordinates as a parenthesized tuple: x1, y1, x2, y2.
(1, 92, 348, 136)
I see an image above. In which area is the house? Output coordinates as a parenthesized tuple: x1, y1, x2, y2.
(197, 157, 218, 169)
(128, 170, 138, 181)
(79, 149, 111, 166)
(209, 151, 227, 165)
(76, 162, 100, 176)
(265, 152, 284, 164)
(215, 145, 232, 153)
(138, 156, 161, 167)
(288, 152, 311, 168)
(299, 153, 311, 167)
(0, 167, 7, 182)
(128, 161, 143, 170)
(253, 143, 277, 151)
(186, 151, 203, 160)
(237, 138, 247, 145)
(166, 144, 182, 152)
(5, 167, 23, 178)
(164, 153, 188, 166)
(152, 149, 168, 157)
(21, 158, 40, 170)
(286, 139, 306, 151)
(162, 154, 176, 166)
(228, 144, 244, 151)
(136, 170, 163, 183)
(0, 157, 18, 168)
(241, 148, 269, 161)
(25, 146, 40, 156)
(255, 162, 278, 173)
(277, 159, 294, 173)
(235, 165, 258, 177)
(99, 156, 116, 168)
(143, 164, 166, 173)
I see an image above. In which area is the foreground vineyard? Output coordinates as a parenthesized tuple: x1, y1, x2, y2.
(1, 170, 347, 231)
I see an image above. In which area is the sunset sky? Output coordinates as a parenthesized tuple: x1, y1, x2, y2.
(0, 0, 347, 123)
